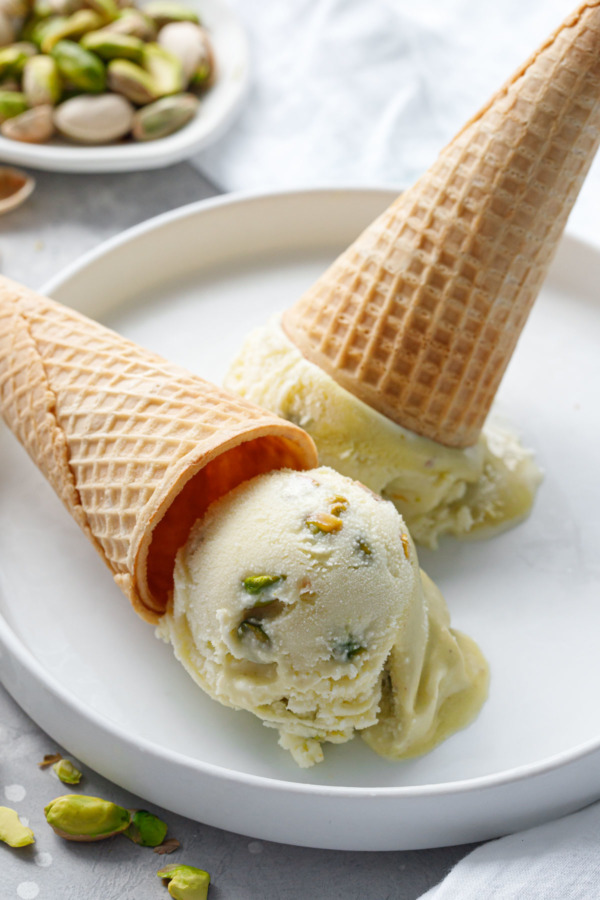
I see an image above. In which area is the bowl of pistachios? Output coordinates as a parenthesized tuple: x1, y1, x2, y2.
(0, 0, 248, 171)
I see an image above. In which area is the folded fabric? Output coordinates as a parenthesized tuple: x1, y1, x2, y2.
(194, 0, 599, 244)
(419, 800, 600, 899)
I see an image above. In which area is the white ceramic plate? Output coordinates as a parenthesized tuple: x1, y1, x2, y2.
(0, 0, 248, 173)
(1, 188, 600, 851)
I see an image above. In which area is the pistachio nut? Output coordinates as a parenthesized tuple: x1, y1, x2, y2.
(131, 90, 196, 139)
(28, 14, 68, 47)
(142, 41, 182, 96)
(0, 42, 36, 77)
(0, 89, 28, 121)
(54, 91, 133, 141)
(157, 21, 211, 85)
(40, 8, 104, 52)
(51, 38, 105, 91)
(80, 28, 144, 62)
(44, 794, 131, 841)
(23, 54, 62, 105)
(52, 758, 83, 784)
(0, 11, 15, 47)
(106, 57, 155, 103)
(144, 0, 199, 29)
(157, 864, 210, 900)
(124, 809, 168, 847)
(104, 7, 155, 39)
(188, 34, 214, 91)
(1, 102, 54, 139)
(83, 0, 119, 20)
(0, 806, 35, 848)
(48, 0, 87, 14)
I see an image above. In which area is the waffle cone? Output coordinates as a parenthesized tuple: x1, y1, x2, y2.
(0, 277, 318, 623)
(283, 1, 600, 447)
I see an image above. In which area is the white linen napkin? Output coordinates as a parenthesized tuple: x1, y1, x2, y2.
(420, 801, 600, 899)
(194, 0, 600, 246)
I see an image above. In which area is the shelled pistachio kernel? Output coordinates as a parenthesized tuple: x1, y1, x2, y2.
(0, 807, 35, 848)
(107, 57, 156, 103)
(80, 29, 145, 62)
(53, 758, 82, 784)
(50, 39, 106, 91)
(22, 54, 62, 105)
(306, 512, 343, 534)
(0, 89, 28, 122)
(143, 41, 182, 95)
(131, 91, 197, 139)
(157, 863, 210, 900)
(44, 794, 131, 840)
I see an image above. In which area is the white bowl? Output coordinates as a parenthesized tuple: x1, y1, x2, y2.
(0, 0, 248, 173)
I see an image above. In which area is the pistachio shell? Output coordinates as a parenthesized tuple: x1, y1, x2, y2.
(106, 57, 155, 103)
(143, 0, 199, 28)
(157, 21, 211, 85)
(1, 102, 54, 140)
(157, 864, 210, 900)
(44, 794, 131, 841)
(131, 90, 196, 140)
(54, 91, 133, 141)
(142, 41, 182, 96)
(80, 28, 144, 62)
(51, 38, 105, 91)
(23, 54, 62, 105)
(40, 8, 104, 51)
(0, 89, 27, 121)
(104, 7, 155, 39)
(0, 806, 35, 847)
(0, 11, 15, 47)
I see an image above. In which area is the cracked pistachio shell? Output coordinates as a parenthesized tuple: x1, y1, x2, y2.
(0, 11, 15, 47)
(157, 21, 211, 85)
(80, 28, 144, 62)
(0, 89, 28, 121)
(23, 54, 62, 105)
(131, 91, 196, 139)
(51, 38, 105, 91)
(124, 809, 168, 847)
(0, 42, 36, 77)
(157, 865, 210, 900)
(54, 91, 133, 141)
(1, 102, 54, 140)
(142, 41, 182, 96)
(107, 57, 156, 103)
(44, 794, 131, 841)
(40, 8, 105, 52)
(144, 0, 199, 28)
(0, 806, 35, 847)
(104, 7, 155, 39)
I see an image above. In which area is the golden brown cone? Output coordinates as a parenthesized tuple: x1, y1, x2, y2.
(0, 277, 318, 623)
(283, 1, 600, 447)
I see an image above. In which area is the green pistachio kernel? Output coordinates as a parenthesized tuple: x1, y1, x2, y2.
(237, 619, 270, 645)
(306, 512, 343, 535)
(0, 90, 28, 122)
(52, 758, 82, 784)
(44, 794, 131, 841)
(124, 809, 168, 847)
(242, 574, 285, 595)
(352, 536, 373, 565)
(332, 637, 366, 663)
(328, 495, 349, 516)
(157, 864, 210, 900)
(0, 806, 35, 848)
(51, 39, 106, 92)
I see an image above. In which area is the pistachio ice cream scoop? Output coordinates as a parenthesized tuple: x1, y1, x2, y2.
(158, 466, 488, 767)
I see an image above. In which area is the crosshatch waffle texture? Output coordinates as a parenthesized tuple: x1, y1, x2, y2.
(0, 277, 317, 623)
(283, 0, 600, 448)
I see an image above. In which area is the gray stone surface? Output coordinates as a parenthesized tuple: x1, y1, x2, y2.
(0, 163, 474, 899)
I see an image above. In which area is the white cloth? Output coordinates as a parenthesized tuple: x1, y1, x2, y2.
(420, 801, 600, 899)
(194, 2, 600, 895)
(195, 0, 600, 246)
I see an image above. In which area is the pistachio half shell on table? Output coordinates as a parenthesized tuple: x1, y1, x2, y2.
(1, 102, 54, 139)
(131, 90, 196, 139)
(51, 37, 105, 90)
(23, 53, 62, 104)
(54, 90, 133, 141)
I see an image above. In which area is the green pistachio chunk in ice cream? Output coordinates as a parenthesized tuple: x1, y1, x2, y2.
(225, 318, 542, 548)
(157, 466, 488, 767)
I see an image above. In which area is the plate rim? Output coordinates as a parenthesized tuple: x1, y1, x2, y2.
(2, 186, 600, 847)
